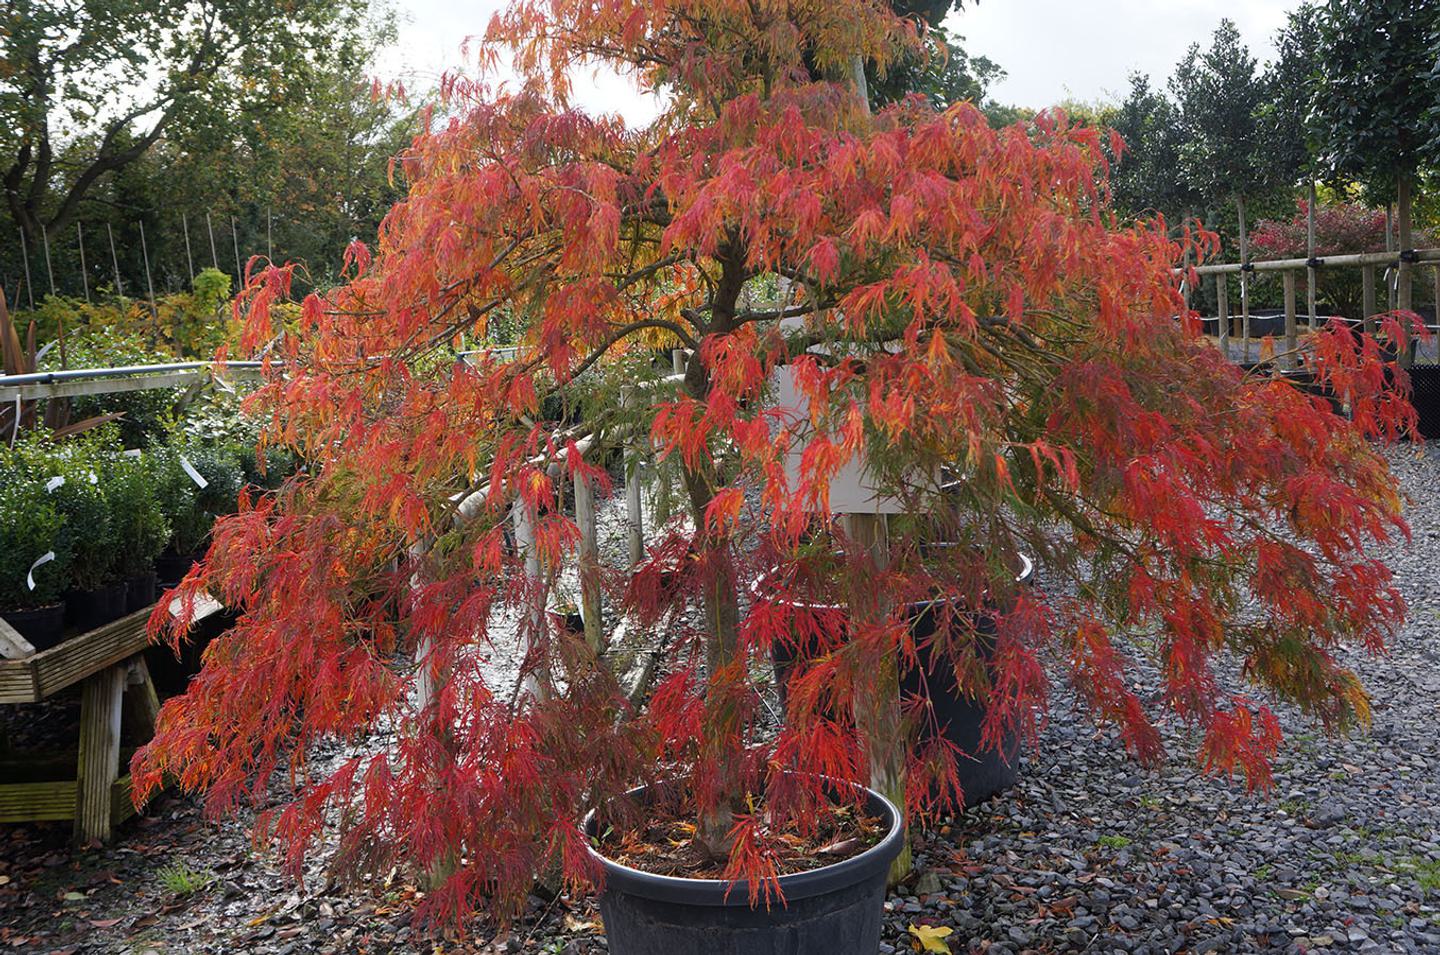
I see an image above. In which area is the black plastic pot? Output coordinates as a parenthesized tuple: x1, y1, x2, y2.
(155, 549, 202, 588)
(584, 783, 902, 955)
(3, 603, 67, 653)
(1408, 364, 1440, 439)
(66, 581, 129, 633)
(764, 553, 1034, 809)
(126, 571, 158, 613)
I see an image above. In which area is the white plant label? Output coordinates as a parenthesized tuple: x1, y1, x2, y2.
(34, 340, 57, 363)
(88, 471, 98, 485)
(44, 475, 65, 493)
(122, 448, 143, 458)
(27, 551, 55, 591)
(179, 455, 209, 489)
(213, 375, 236, 394)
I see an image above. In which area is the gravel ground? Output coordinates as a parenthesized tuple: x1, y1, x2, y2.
(1, 445, 1437, 954)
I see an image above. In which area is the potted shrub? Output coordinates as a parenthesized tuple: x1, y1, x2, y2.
(104, 449, 171, 612)
(0, 474, 73, 651)
(151, 442, 244, 586)
(134, 1, 1413, 950)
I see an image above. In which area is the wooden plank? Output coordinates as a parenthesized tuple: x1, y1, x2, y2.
(74, 664, 125, 844)
(124, 657, 162, 734)
(0, 616, 35, 660)
(0, 781, 76, 823)
(0, 605, 154, 704)
(1363, 265, 1377, 335)
(1216, 274, 1229, 351)
(0, 776, 139, 825)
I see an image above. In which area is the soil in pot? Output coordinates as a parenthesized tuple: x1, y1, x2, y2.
(65, 581, 129, 633)
(3, 604, 67, 653)
(586, 783, 902, 955)
(766, 553, 1034, 809)
(125, 572, 158, 613)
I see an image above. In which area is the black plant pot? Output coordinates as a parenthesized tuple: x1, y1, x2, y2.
(765, 553, 1034, 810)
(3, 603, 67, 653)
(126, 571, 158, 613)
(1408, 364, 1440, 439)
(155, 549, 202, 588)
(66, 581, 129, 633)
(584, 783, 902, 955)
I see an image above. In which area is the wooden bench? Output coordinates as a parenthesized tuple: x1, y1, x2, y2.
(0, 597, 220, 844)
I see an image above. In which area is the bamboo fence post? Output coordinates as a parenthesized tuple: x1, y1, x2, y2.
(182, 213, 195, 280)
(572, 456, 603, 654)
(138, 221, 157, 316)
(1306, 182, 1317, 330)
(40, 223, 55, 297)
(1238, 198, 1251, 363)
(267, 209, 273, 261)
(231, 217, 242, 281)
(1216, 273, 1229, 354)
(18, 228, 34, 309)
(106, 224, 123, 298)
(205, 212, 219, 270)
(1362, 264, 1377, 335)
(1386, 204, 1397, 312)
(511, 498, 550, 700)
(76, 223, 90, 303)
(1397, 177, 1415, 367)
(1283, 270, 1298, 370)
(621, 385, 644, 565)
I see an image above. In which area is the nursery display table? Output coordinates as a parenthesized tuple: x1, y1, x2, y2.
(0, 597, 219, 844)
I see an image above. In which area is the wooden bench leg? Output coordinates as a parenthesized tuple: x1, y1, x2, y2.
(123, 657, 161, 735)
(74, 663, 126, 845)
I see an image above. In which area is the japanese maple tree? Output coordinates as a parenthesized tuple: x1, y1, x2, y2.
(134, 0, 1416, 928)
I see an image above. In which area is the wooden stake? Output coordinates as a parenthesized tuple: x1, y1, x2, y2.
(573, 461, 603, 654)
(40, 223, 55, 297)
(18, 228, 34, 309)
(182, 213, 195, 280)
(621, 385, 644, 565)
(1306, 182, 1317, 330)
(1216, 273, 1229, 353)
(1283, 270, 1298, 370)
(511, 499, 549, 700)
(1397, 175, 1414, 367)
(138, 221, 157, 315)
(106, 224, 123, 298)
(1237, 196, 1251, 363)
(1362, 264, 1377, 335)
(76, 223, 90, 303)
(206, 212, 219, 271)
(843, 512, 909, 885)
(231, 217, 242, 281)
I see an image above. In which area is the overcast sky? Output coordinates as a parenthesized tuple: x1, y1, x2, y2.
(380, 1, 1301, 121)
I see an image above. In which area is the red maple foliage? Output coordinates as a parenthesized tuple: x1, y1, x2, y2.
(133, 0, 1417, 929)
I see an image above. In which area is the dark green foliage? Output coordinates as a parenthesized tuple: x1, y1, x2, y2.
(0, 471, 71, 610)
(1171, 20, 1275, 206)
(1110, 73, 1200, 223)
(105, 451, 170, 578)
(151, 442, 244, 556)
(2, 434, 116, 591)
(1311, 0, 1440, 198)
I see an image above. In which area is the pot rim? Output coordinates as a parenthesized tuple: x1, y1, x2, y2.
(582, 779, 903, 907)
(749, 549, 1034, 612)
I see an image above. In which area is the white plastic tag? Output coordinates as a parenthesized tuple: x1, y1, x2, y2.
(27, 551, 55, 591)
(45, 475, 64, 493)
(179, 455, 209, 489)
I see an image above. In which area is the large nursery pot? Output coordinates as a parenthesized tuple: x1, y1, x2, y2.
(66, 580, 129, 632)
(3, 603, 67, 653)
(765, 551, 1034, 809)
(125, 571, 158, 613)
(584, 783, 903, 955)
(154, 548, 203, 588)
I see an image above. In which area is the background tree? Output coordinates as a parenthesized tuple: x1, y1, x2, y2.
(1311, 0, 1440, 315)
(0, 0, 410, 302)
(1108, 73, 1197, 225)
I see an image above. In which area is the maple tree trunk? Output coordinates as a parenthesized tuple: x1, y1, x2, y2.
(845, 513, 910, 885)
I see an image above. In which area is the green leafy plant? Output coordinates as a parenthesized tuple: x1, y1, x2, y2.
(105, 450, 171, 579)
(4, 434, 119, 591)
(0, 473, 72, 611)
(155, 860, 212, 897)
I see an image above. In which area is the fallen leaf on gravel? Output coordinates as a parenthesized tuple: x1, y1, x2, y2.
(908, 923, 953, 953)
(818, 838, 861, 856)
(63, 891, 85, 901)
(87, 919, 122, 928)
